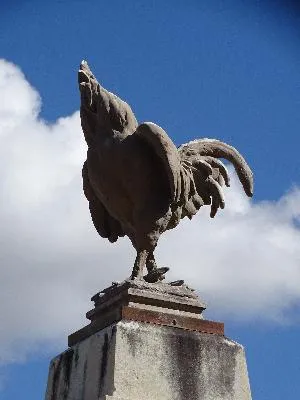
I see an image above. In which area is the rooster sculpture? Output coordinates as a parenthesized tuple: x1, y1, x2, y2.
(79, 61, 253, 283)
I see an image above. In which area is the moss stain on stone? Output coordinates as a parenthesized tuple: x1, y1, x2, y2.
(74, 347, 79, 368)
(50, 356, 63, 400)
(62, 349, 74, 399)
(171, 330, 202, 400)
(98, 326, 117, 398)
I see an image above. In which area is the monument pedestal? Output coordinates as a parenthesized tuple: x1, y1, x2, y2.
(45, 280, 252, 400)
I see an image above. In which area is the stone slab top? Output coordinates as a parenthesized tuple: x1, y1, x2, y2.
(91, 278, 205, 305)
(87, 279, 207, 320)
(93, 278, 199, 298)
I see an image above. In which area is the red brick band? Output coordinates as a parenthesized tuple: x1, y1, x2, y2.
(122, 306, 224, 335)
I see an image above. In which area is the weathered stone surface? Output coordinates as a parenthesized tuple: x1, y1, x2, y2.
(45, 321, 252, 400)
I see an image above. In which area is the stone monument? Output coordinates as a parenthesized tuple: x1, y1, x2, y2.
(45, 62, 253, 399)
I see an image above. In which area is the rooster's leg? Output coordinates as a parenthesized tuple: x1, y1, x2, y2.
(131, 249, 148, 280)
(146, 252, 157, 272)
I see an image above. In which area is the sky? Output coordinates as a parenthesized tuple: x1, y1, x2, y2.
(0, 0, 299, 399)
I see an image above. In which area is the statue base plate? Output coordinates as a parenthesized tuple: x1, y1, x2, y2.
(68, 279, 223, 346)
(45, 280, 251, 400)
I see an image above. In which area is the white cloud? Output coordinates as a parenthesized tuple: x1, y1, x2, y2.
(159, 182, 300, 323)
(0, 59, 299, 366)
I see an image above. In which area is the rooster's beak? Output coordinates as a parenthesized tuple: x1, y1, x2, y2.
(78, 60, 93, 85)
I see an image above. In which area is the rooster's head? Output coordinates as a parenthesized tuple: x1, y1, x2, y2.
(78, 61, 138, 136)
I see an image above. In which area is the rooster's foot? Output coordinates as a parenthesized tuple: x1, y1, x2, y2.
(143, 267, 169, 283)
(169, 280, 185, 286)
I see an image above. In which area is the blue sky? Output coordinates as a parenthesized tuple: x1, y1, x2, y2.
(0, 1, 300, 399)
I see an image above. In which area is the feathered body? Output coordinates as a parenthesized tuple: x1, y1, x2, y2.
(79, 61, 254, 281)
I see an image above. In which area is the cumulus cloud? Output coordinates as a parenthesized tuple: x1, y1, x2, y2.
(159, 182, 300, 322)
(0, 59, 300, 366)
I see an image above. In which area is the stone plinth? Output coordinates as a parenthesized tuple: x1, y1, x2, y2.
(45, 280, 252, 400)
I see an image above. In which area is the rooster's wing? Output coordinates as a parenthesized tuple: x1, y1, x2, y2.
(134, 122, 182, 202)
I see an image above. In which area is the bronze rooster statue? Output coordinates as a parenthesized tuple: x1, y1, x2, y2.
(79, 61, 253, 283)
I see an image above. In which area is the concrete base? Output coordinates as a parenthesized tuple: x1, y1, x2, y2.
(45, 320, 251, 400)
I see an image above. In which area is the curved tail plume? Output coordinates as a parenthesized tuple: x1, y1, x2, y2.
(179, 139, 253, 198)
